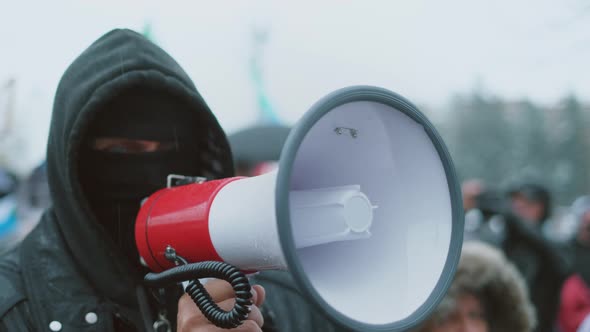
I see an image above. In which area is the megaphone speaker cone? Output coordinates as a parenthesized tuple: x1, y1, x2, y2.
(275, 86, 464, 331)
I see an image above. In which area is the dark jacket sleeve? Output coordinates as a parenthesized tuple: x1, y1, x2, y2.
(0, 248, 34, 331)
(252, 271, 352, 332)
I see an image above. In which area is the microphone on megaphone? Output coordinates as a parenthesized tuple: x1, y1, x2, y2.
(137, 86, 464, 331)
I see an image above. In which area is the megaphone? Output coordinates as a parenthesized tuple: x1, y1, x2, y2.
(136, 86, 464, 331)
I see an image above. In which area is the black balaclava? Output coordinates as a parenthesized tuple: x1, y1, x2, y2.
(79, 86, 206, 272)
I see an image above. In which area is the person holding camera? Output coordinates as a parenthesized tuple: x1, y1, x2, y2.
(470, 183, 568, 332)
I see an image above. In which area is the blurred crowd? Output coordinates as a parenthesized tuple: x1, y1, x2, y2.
(3, 157, 589, 332)
(0, 162, 50, 254)
(423, 179, 590, 332)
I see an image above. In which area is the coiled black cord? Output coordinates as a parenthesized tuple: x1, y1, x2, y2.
(144, 261, 252, 329)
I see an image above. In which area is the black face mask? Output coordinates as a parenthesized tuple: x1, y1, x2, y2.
(79, 87, 206, 270)
(82, 149, 197, 202)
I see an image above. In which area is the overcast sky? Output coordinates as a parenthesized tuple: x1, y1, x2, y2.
(1, 0, 588, 172)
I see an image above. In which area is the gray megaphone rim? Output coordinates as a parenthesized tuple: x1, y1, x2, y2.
(275, 85, 464, 331)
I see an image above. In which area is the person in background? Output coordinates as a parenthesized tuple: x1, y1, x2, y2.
(565, 196, 590, 286)
(0, 169, 17, 200)
(503, 183, 568, 332)
(17, 161, 51, 213)
(461, 179, 506, 245)
(462, 179, 485, 239)
(9, 161, 51, 251)
(472, 182, 567, 332)
(509, 183, 552, 229)
(0, 168, 18, 254)
(558, 196, 590, 332)
(462, 179, 485, 212)
(558, 275, 590, 332)
(413, 241, 536, 332)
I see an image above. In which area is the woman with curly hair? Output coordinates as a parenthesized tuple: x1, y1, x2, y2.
(415, 241, 536, 332)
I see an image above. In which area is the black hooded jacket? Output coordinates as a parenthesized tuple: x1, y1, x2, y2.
(0, 29, 233, 331)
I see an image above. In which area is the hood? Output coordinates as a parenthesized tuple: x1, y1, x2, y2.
(45, 29, 233, 306)
(415, 241, 537, 332)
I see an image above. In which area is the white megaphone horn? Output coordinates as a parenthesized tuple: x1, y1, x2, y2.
(136, 86, 464, 331)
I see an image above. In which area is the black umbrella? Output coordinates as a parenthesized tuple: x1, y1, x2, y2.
(228, 125, 291, 165)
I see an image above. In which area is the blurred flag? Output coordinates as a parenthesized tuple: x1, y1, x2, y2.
(250, 27, 281, 124)
(142, 21, 156, 44)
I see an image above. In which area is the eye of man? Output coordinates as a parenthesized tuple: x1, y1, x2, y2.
(91, 137, 175, 153)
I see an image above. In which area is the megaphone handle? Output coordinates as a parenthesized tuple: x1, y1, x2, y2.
(144, 261, 253, 329)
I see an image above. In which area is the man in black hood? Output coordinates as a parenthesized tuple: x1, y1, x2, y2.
(0, 29, 260, 331)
